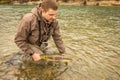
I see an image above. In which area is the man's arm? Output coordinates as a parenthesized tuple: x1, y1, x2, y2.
(14, 15, 34, 55)
(52, 21, 66, 54)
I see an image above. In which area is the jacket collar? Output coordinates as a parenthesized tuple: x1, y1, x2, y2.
(31, 5, 55, 25)
(31, 5, 42, 21)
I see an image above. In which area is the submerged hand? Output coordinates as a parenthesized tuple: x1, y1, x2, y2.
(32, 53, 41, 61)
(61, 53, 65, 56)
(61, 52, 66, 56)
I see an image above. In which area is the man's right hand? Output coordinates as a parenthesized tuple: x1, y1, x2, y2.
(32, 53, 41, 61)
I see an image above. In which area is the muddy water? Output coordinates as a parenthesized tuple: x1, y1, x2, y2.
(0, 5, 120, 80)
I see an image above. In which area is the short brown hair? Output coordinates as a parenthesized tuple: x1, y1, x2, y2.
(41, 0, 58, 11)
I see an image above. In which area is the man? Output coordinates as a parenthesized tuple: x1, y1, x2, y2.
(14, 0, 66, 62)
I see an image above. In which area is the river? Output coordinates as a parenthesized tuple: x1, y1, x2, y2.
(0, 5, 120, 80)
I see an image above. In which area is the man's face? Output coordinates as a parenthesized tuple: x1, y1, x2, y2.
(41, 8, 58, 22)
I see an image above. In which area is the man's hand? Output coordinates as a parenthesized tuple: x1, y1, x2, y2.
(61, 53, 65, 56)
(32, 53, 41, 61)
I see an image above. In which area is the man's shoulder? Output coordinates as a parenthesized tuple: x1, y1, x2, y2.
(22, 13, 36, 22)
(53, 19, 58, 24)
(52, 19, 59, 28)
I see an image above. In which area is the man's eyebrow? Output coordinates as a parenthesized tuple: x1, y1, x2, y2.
(49, 14, 56, 16)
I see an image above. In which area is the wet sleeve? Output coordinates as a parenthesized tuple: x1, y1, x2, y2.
(52, 21, 66, 54)
(14, 16, 34, 55)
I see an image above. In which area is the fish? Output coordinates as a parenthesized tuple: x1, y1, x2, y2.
(40, 54, 76, 63)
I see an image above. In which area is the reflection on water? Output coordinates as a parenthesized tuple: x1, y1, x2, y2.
(0, 52, 69, 80)
(17, 61, 68, 80)
(0, 5, 120, 80)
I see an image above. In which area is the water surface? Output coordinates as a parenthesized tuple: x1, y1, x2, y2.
(0, 5, 120, 80)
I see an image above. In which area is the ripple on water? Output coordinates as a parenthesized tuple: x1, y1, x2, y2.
(0, 5, 120, 80)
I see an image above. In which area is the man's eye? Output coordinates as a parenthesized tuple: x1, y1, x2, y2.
(49, 14, 55, 16)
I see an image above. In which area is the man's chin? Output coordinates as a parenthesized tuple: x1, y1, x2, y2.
(48, 20, 54, 23)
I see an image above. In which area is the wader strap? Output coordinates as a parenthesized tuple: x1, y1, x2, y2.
(38, 21, 42, 46)
(29, 11, 42, 47)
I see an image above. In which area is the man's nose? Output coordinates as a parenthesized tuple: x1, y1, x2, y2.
(52, 16, 56, 19)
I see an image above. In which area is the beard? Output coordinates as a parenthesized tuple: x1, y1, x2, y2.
(48, 18, 55, 23)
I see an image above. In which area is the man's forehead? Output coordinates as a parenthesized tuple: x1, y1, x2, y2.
(47, 8, 57, 12)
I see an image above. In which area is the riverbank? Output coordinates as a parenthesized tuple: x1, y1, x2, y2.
(85, 1, 120, 6)
(59, 1, 120, 6)
(0, 1, 120, 6)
